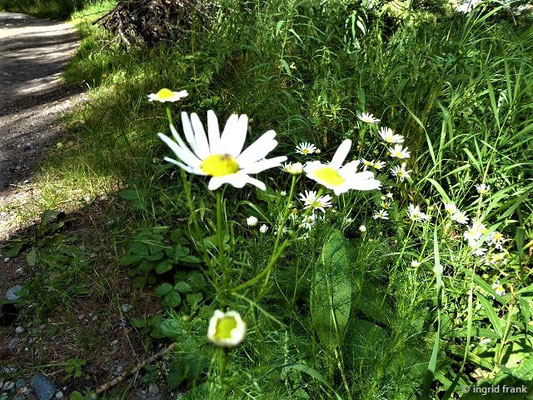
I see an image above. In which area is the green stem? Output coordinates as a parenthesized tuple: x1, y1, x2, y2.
(216, 191, 229, 301)
(218, 347, 228, 400)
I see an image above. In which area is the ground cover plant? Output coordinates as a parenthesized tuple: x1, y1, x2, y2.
(1, 0, 532, 399)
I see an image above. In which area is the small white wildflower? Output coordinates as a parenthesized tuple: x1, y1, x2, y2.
(492, 281, 506, 297)
(358, 112, 380, 124)
(476, 183, 490, 195)
(148, 88, 188, 103)
(298, 190, 333, 213)
(246, 216, 258, 226)
(411, 260, 421, 268)
(280, 190, 287, 196)
(300, 214, 317, 230)
(472, 247, 487, 257)
(488, 231, 506, 250)
(373, 210, 389, 220)
(389, 145, 410, 159)
(282, 162, 304, 175)
(295, 142, 318, 155)
(372, 160, 386, 170)
(259, 224, 269, 233)
(444, 203, 458, 214)
(451, 211, 469, 225)
(385, 192, 394, 199)
(390, 163, 412, 181)
(378, 127, 404, 144)
(207, 310, 246, 348)
(359, 225, 367, 232)
(407, 204, 429, 222)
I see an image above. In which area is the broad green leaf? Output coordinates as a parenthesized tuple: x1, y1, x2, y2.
(155, 282, 173, 297)
(155, 260, 173, 274)
(26, 248, 39, 266)
(159, 318, 184, 337)
(119, 189, 139, 200)
(174, 282, 193, 293)
(119, 254, 143, 267)
(164, 291, 181, 308)
(310, 229, 352, 354)
(478, 294, 504, 338)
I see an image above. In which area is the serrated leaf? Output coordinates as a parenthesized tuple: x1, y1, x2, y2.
(163, 291, 181, 308)
(310, 229, 352, 353)
(155, 283, 173, 297)
(174, 281, 192, 293)
(155, 260, 173, 274)
(159, 318, 184, 337)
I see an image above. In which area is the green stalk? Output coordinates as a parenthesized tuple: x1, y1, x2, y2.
(218, 347, 228, 400)
(216, 190, 229, 301)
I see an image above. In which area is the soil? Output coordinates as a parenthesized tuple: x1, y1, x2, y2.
(0, 12, 85, 240)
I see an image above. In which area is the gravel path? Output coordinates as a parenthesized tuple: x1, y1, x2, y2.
(0, 12, 82, 238)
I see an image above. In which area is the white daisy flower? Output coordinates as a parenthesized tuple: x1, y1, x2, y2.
(259, 224, 269, 233)
(304, 140, 381, 195)
(411, 260, 421, 268)
(358, 112, 380, 124)
(158, 111, 287, 191)
(359, 225, 367, 232)
(385, 192, 394, 199)
(476, 183, 490, 195)
(289, 208, 299, 221)
(390, 162, 412, 182)
(246, 216, 258, 226)
(389, 144, 410, 159)
(407, 204, 429, 222)
(148, 88, 188, 103)
(300, 214, 317, 230)
(472, 247, 487, 257)
(444, 203, 458, 214)
(298, 190, 333, 213)
(451, 211, 469, 225)
(207, 310, 246, 348)
(280, 191, 287, 196)
(373, 210, 389, 220)
(492, 281, 506, 297)
(372, 160, 386, 170)
(362, 159, 373, 169)
(488, 231, 506, 250)
(378, 127, 404, 143)
(282, 162, 304, 175)
(295, 142, 318, 155)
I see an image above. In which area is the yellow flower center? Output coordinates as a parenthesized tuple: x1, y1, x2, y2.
(494, 232, 503, 241)
(313, 167, 345, 186)
(214, 316, 237, 340)
(156, 88, 175, 100)
(385, 137, 394, 143)
(301, 148, 310, 154)
(201, 154, 239, 177)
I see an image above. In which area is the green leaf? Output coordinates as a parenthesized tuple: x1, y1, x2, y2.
(120, 254, 143, 267)
(478, 294, 504, 338)
(159, 318, 184, 337)
(186, 293, 203, 309)
(163, 291, 181, 308)
(119, 189, 139, 200)
(166, 244, 190, 261)
(5, 241, 24, 258)
(310, 229, 352, 353)
(26, 248, 39, 266)
(180, 255, 201, 264)
(155, 283, 173, 297)
(155, 260, 173, 274)
(280, 363, 343, 400)
(174, 281, 193, 293)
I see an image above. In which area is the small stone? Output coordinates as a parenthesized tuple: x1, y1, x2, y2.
(3, 381, 14, 391)
(15, 379, 25, 389)
(55, 391, 64, 399)
(111, 339, 119, 346)
(5, 285, 23, 300)
(148, 383, 159, 395)
(15, 267, 23, 275)
(78, 314, 85, 321)
(30, 373, 56, 400)
(15, 326, 24, 334)
(3, 257, 9, 263)
(121, 304, 132, 313)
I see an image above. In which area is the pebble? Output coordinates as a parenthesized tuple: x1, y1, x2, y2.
(3, 257, 9, 263)
(30, 373, 56, 400)
(3, 381, 14, 391)
(121, 304, 132, 313)
(55, 391, 64, 399)
(15, 326, 24, 334)
(15, 267, 24, 275)
(111, 339, 119, 346)
(5, 285, 23, 300)
(148, 383, 159, 395)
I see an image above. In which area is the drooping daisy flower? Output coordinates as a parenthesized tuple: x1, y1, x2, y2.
(259, 224, 269, 233)
(280, 191, 287, 196)
(381, 201, 391, 209)
(298, 190, 333, 213)
(411, 260, 421, 268)
(158, 111, 287, 191)
(389, 144, 410, 159)
(372, 160, 386, 170)
(246, 216, 258, 226)
(451, 212, 469, 225)
(373, 210, 389, 220)
(207, 310, 246, 348)
(390, 163, 412, 182)
(472, 247, 487, 257)
(289, 208, 299, 221)
(444, 203, 458, 214)
(488, 231, 506, 250)
(358, 112, 380, 124)
(295, 142, 318, 155)
(359, 225, 367, 232)
(476, 183, 490, 195)
(282, 162, 304, 175)
(148, 88, 188, 103)
(385, 192, 394, 199)
(304, 140, 381, 195)
(407, 204, 429, 222)
(300, 214, 317, 230)
(491, 281, 506, 297)
(378, 127, 404, 144)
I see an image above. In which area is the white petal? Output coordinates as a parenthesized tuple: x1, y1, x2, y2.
(243, 175, 266, 191)
(169, 125, 203, 166)
(207, 110, 221, 154)
(349, 173, 381, 190)
(158, 133, 201, 168)
(222, 114, 248, 157)
(236, 130, 277, 166)
(219, 114, 239, 154)
(329, 139, 352, 169)
(163, 157, 204, 175)
(241, 156, 287, 174)
(338, 160, 360, 175)
(208, 176, 227, 191)
(181, 112, 198, 155)
(191, 113, 210, 159)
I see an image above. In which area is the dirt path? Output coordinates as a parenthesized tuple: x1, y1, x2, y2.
(0, 12, 83, 239)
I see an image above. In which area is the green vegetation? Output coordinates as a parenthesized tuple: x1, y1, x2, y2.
(2, 0, 532, 398)
(0, 0, 96, 19)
